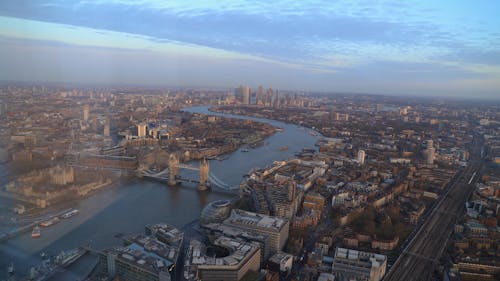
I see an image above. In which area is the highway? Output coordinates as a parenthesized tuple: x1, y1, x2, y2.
(384, 140, 483, 281)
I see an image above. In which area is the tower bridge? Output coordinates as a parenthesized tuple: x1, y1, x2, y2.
(141, 154, 238, 192)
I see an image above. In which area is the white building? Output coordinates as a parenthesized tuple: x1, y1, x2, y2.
(357, 150, 366, 165)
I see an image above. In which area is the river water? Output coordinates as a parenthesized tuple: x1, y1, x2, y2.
(0, 105, 320, 279)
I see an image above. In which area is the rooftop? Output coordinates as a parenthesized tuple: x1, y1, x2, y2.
(225, 209, 287, 232)
(334, 247, 387, 269)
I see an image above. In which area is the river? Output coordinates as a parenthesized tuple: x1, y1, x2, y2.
(0, 105, 320, 279)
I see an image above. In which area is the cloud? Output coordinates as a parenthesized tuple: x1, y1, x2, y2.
(0, 0, 485, 63)
(0, 1, 499, 98)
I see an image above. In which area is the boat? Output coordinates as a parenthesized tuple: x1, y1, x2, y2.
(249, 140, 265, 148)
(275, 127, 284, 132)
(31, 226, 41, 238)
(40, 217, 60, 227)
(216, 155, 229, 161)
(241, 148, 249, 152)
(61, 209, 79, 219)
(55, 248, 86, 267)
(7, 262, 14, 275)
(279, 146, 289, 151)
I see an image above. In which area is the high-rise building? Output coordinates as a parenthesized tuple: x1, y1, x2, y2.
(83, 104, 90, 121)
(332, 247, 387, 281)
(103, 119, 110, 137)
(242, 85, 250, 105)
(257, 85, 264, 105)
(137, 123, 147, 138)
(424, 140, 435, 165)
(425, 147, 435, 164)
(357, 150, 366, 165)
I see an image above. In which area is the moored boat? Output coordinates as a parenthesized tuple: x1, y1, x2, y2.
(40, 217, 60, 227)
(31, 226, 41, 238)
(61, 209, 79, 219)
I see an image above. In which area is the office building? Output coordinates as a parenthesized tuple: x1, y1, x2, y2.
(83, 104, 90, 121)
(184, 236, 261, 281)
(223, 209, 289, 256)
(268, 251, 293, 275)
(201, 222, 271, 262)
(423, 140, 435, 165)
(358, 150, 366, 165)
(242, 86, 250, 105)
(98, 223, 183, 281)
(138, 123, 147, 138)
(103, 119, 110, 137)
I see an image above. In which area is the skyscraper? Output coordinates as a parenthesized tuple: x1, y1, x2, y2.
(242, 85, 250, 105)
(358, 150, 366, 165)
(83, 104, 90, 121)
(103, 119, 110, 137)
(257, 85, 264, 105)
(137, 123, 147, 138)
(424, 140, 435, 165)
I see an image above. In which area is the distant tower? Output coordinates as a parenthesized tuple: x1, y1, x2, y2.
(137, 123, 147, 138)
(424, 140, 435, 165)
(357, 150, 366, 165)
(257, 85, 264, 105)
(426, 139, 433, 148)
(83, 104, 90, 121)
(103, 119, 110, 137)
(198, 158, 210, 191)
(425, 147, 435, 165)
(242, 86, 250, 105)
(168, 154, 179, 186)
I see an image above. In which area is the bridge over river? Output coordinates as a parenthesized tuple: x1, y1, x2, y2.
(140, 154, 238, 192)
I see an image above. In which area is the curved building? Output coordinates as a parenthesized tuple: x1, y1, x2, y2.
(200, 200, 232, 225)
(184, 236, 261, 281)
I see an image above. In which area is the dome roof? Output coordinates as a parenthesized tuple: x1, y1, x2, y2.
(200, 200, 231, 225)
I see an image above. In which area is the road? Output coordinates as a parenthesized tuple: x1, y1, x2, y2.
(384, 140, 483, 281)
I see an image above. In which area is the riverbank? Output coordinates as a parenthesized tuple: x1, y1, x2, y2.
(0, 178, 125, 244)
(209, 105, 326, 136)
(1, 105, 319, 279)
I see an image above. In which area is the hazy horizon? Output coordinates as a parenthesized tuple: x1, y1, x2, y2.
(1, 1, 499, 100)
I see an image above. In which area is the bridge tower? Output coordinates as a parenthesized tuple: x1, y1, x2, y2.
(168, 154, 179, 186)
(198, 158, 209, 191)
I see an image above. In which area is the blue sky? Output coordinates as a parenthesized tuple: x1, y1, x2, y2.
(0, 0, 499, 99)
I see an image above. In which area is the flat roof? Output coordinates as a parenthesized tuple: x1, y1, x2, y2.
(225, 209, 287, 232)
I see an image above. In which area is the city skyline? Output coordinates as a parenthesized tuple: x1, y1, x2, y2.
(0, 1, 500, 99)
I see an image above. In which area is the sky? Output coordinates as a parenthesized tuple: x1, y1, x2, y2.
(0, 0, 499, 99)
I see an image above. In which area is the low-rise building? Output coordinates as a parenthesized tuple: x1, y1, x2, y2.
(331, 247, 387, 281)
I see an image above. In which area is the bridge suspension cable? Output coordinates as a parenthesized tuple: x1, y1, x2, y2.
(208, 172, 237, 190)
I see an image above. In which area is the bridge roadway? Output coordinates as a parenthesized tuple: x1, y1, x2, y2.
(141, 167, 238, 191)
(384, 160, 482, 281)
